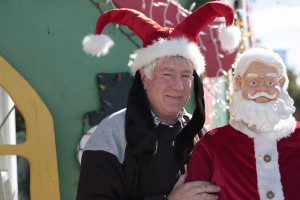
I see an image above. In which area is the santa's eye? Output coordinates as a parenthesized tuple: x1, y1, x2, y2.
(266, 81, 274, 86)
(264, 77, 278, 87)
(249, 80, 257, 86)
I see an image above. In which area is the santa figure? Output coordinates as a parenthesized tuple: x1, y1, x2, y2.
(185, 47, 300, 200)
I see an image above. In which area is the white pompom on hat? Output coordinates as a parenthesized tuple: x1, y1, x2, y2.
(82, 34, 114, 57)
(82, 1, 241, 75)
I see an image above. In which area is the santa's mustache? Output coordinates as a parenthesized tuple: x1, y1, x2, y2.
(248, 92, 277, 100)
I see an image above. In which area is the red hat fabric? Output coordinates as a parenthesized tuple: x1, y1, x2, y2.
(83, 1, 240, 75)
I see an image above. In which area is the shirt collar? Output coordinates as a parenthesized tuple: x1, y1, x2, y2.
(151, 108, 187, 127)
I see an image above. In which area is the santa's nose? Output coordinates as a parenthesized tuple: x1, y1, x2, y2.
(256, 85, 267, 92)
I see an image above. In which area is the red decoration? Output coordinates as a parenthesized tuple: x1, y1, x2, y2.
(112, 0, 238, 77)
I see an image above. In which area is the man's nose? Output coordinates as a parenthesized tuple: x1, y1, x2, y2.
(173, 77, 184, 90)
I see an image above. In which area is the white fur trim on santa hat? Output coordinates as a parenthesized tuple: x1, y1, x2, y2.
(128, 37, 205, 75)
(218, 25, 241, 53)
(82, 34, 114, 57)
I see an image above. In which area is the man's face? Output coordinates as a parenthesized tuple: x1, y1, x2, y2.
(140, 57, 193, 123)
(236, 61, 285, 103)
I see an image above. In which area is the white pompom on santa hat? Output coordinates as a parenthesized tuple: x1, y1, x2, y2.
(82, 1, 241, 75)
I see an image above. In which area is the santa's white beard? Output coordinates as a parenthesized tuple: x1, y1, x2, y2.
(229, 90, 296, 132)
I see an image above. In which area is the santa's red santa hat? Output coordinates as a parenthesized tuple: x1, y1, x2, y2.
(82, 1, 241, 75)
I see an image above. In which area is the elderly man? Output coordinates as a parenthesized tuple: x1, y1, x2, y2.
(186, 47, 300, 200)
(76, 1, 240, 200)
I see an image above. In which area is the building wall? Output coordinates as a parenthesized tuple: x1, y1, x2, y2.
(0, 1, 136, 199)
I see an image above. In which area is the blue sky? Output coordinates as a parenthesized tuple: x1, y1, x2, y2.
(251, 0, 300, 85)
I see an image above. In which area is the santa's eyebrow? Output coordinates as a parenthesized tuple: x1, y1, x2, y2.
(266, 72, 278, 77)
(245, 73, 257, 77)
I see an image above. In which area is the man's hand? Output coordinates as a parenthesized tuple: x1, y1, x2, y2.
(167, 174, 220, 200)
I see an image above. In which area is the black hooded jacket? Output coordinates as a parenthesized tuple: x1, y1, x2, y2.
(76, 109, 195, 200)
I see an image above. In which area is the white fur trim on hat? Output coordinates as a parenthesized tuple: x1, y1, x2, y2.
(82, 34, 114, 57)
(128, 37, 205, 75)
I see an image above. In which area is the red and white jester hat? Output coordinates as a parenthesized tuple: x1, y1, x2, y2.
(83, 1, 241, 75)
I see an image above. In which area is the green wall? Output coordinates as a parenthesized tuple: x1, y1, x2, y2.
(0, 1, 139, 200)
(0, 1, 197, 199)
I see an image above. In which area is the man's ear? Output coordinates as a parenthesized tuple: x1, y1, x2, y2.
(279, 75, 286, 88)
(235, 76, 243, 91)
(139, 69, 147, 89)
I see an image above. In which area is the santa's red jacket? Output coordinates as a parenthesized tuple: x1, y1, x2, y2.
(186, 117, 300, 200)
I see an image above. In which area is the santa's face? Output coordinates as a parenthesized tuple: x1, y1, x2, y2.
(235, 61, 285, 103)
(230, 61, 295, 131)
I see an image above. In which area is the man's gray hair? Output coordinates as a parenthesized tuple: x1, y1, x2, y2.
(141, 56, 195, 79)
